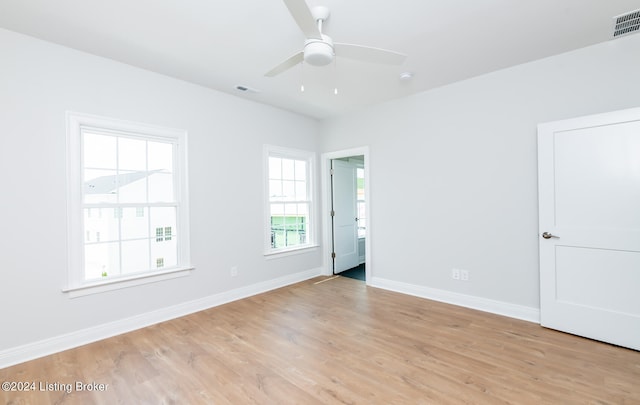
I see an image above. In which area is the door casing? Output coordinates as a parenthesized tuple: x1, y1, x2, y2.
(331, 159, 360, 273)
(321, 147, 371, 282)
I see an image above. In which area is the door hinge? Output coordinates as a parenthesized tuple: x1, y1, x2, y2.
(331, 252, 336, 259)
(330, 168, 334, 175)
(330, 210, 335, 217)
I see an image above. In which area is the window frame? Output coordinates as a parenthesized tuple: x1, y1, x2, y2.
(264, 145, 318, 256)
(65, 111, 192, 297)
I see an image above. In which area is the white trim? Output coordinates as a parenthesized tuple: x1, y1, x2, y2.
(369, 276, 540, 323)
(537, 106, 640, 133)
(63, 267, 193, 298)
(0, 267, 322, 369)
(320, 147, 371, 280)
(264, 244, 320, 259)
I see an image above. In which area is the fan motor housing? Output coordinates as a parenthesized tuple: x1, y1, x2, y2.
(304, 35, 334, 66)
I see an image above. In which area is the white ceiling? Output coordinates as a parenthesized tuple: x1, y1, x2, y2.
(1, 0, 639, 119)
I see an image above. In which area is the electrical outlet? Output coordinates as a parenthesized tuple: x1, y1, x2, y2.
(451, 268, 460, 280)
(230, 266, 238, 277)
(460, 269, 469, 281)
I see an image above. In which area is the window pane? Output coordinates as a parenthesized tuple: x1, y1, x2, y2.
(297, 203, 309, 244)
(117, 170, 148, 203)
(268, 157, 281, 180)
(84, 208, 120, 242)
(150, 207, 176, 237)
(282, 159, 295, 180)
(284, 203, 298, 216)
(151, 238, 177, 268)
(297, 203, 309, 217)
(121, 239, 150, 274)
(358, 202, 366, 221)
(295, 181, 307, 201)
(295, 160, 306, 181)
(269, 180, 283, 201)
(85, 242, 119, 280)
(272, 204, 305, 248)
(358, 201, 367, 218)
(358, 200, 366, 238)
(148, 141, 173, 172)
(148, 173, 174, 202)
(121, 207, 149, 240)
(270, 204, 285, 248)
(118, 137, 147, 171)
(358, 219, 366, 238)
(282, 180, 295, 201)
(270, 203, 285, 216)
(84, 133, 116, 169)
(84, 169, 117, 204)
(150, 206, 177, 267)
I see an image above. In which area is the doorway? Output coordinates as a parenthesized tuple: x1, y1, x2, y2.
(321, 147, 371, 282)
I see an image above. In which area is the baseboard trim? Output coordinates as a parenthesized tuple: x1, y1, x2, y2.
(0, 268, 322, 369)
(368, 276, 540, 324)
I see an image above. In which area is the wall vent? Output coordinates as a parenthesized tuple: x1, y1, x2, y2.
(612, 9, 640, 39)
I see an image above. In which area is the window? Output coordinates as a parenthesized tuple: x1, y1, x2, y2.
(356, 167, 366, 238)
(265, 145, 316, 254)
(66, 112, 191, 295)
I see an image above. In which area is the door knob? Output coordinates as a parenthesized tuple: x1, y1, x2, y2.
(542, 232, 559, 239)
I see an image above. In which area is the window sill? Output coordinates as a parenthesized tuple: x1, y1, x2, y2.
(63, 266, 194, 298)
(264, 245, 319, 259)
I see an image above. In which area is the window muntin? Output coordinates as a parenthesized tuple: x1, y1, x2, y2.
(266, 147, 315, 253)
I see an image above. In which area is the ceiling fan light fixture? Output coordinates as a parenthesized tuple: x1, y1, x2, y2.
(304, 36, 334, 66)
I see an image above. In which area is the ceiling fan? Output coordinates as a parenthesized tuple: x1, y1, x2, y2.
(265, 0, 407, 77)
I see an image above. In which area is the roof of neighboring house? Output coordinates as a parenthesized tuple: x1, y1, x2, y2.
(84, 170, 163, 194)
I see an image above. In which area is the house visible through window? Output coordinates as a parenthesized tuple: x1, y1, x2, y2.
(66, 111, 190, 293)
(155, 226, 172, 242)
(265, 146, 315, 253)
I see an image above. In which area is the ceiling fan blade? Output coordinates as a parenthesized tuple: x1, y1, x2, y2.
(265, 51, 304, 77)
(334, 43, 407, 65)
(282, 0, 322, 39)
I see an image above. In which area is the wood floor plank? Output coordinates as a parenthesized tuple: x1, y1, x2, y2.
(2, 276, 639, 404)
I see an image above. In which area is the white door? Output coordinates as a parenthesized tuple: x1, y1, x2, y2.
(538, 107, 640, 351)
(332, 160, 359, 273)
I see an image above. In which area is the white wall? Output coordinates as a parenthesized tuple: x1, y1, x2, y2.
(2, 24, 640, 364)
(0, 28, 322, 357)
(320, 34, 640, 312)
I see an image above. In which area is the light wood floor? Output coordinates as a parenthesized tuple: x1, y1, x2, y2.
(2, 276, 640, 404)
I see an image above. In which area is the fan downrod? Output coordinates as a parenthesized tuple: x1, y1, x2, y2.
(311, 6, 330, 23)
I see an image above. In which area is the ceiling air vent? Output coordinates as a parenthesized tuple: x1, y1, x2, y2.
(612, 9, 640, 39)
(235, 85, 260, 94)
